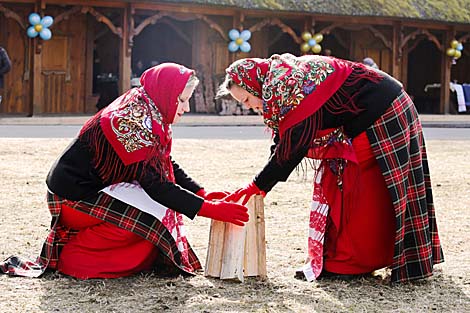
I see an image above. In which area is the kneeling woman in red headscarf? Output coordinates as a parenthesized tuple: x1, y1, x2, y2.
(1, 63, 248, 279)
(220, 54, 443, 283)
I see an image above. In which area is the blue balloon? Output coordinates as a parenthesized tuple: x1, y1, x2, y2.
(457, 43, 464, 51)
(240, 30, 251, 41)
(308, 39, 317, 47)
(240, 41, 251, 53)
(27, 26, 38, 38)
(39, 28, 52, 40)
(29, 13, 41, 25)
(228, 29, 240, 41)
(41, 16, 54, 28)
(228, 41, 239, 52)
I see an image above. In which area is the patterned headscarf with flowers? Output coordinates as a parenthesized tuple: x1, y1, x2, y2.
(226, 53, 356, 137)
(80, 63, 195, 184)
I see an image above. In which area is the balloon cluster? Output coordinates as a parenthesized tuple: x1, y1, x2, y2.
(300, 31, 323, 54)
(446, 39, 464, 60)
(27, 13, 54, 40)
(228, 29, 251, 53)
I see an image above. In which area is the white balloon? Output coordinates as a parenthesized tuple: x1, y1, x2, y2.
(240, 41, 251, 53)
(27, 26, 38, 38)
(41, 16, 54, 28)
(39, 28, 52, 40)
(240, 30, 251, 41)
(28, 13, 41, 25)
(228, 29, 240, 41)
(228, 41, 239, 52)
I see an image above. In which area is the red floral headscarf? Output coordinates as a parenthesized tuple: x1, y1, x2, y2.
(79, 63, 194, 184)
(100, 63, 194, 166)
(226, 53, 353, 137)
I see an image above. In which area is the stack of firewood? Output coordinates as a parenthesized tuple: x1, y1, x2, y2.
(204, 195, 267, 282)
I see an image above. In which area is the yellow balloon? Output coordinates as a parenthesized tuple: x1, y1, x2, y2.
(312, 44, 322, 54)
(313, 33, 323, 43)
(235, 38, 244, 45)
(451, 39, 459, 49)
(446, 48, 456, 57)
(454, 50, 462, 59)
(301, 31, 312, 42)
(300, 42, 311, 53)
(34, 24, 43, 32)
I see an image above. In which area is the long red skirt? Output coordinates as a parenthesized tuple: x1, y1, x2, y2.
(323, 131, 396, 274)
(57, 203, 159, 279)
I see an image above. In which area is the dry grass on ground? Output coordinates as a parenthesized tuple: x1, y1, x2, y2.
(0, 138, 469, 313)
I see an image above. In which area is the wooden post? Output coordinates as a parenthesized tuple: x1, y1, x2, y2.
(204, 195, 266, 282)
(392, 22, 402, 79)
(440, 28, 454, 114)
(118, 4, 131, 94)
(32, 39, 43, 115)
(84, 15, 95, 113)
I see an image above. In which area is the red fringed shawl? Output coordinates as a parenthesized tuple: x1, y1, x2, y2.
(226, 53, 383, 161)
(79, 63, 194, 184)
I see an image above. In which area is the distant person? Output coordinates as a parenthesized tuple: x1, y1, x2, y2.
(362, 57, 379, 69)
(133, 59, 146, 78)
(0, 46, 12, 105)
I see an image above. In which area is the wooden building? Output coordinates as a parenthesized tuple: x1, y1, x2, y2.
(1, 0, 469, 116)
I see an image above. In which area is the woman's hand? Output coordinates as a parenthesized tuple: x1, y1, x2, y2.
(198, 200, 249, 226)
(224, 182, 265, 205)
(196, 189, 230, 201)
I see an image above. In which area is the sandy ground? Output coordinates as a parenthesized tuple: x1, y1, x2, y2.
(0, 137, 469, 313)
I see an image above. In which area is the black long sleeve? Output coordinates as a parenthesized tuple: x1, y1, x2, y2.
(138, 166, 204, 219)
(47, 139, 204, 220)
(254, 123, 309, 193)
(253, 70, 402, 193)
(171, 158, 203, 193)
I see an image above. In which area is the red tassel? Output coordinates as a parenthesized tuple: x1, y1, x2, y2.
(79, 116, 143, 184)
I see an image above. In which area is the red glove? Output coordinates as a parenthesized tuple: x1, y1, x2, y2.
(196, 189, 230, 201)
(224, 182, 266, 205)
(198, 200, 249, 226)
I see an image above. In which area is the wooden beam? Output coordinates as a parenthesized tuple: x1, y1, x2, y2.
(84, 15, 94, 113)
(392, 22, 401, 79)
(440, 28, 455, 114)
(118, 4, 131, 94)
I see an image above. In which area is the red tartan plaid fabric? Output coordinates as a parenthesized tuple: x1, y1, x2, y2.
(366, 90, 444, 283)
(1, 192, 201, 277)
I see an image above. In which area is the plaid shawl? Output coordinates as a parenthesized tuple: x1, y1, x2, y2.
(0, 192, 201, 277)
(366, 90, 444, 282)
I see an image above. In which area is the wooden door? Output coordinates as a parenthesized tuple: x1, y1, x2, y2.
(41, 36, 69, 113)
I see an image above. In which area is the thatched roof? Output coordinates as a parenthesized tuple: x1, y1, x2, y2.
(154, 0, 470, 24)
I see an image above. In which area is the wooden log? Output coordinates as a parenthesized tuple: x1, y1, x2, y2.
(204, 195, 266, 282)
(244, 196, 260, 277)
(204, 220, 226, 277)
(219, 220, 246, 282)
(254, 195, 267, 279)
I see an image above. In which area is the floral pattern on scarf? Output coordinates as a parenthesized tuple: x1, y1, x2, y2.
(109, 88, 165, 154)
(227, 54, 335, 132)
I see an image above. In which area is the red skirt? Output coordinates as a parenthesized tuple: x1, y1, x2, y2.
(57, 203, 159, 279)
(323, 131, 396, 274)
